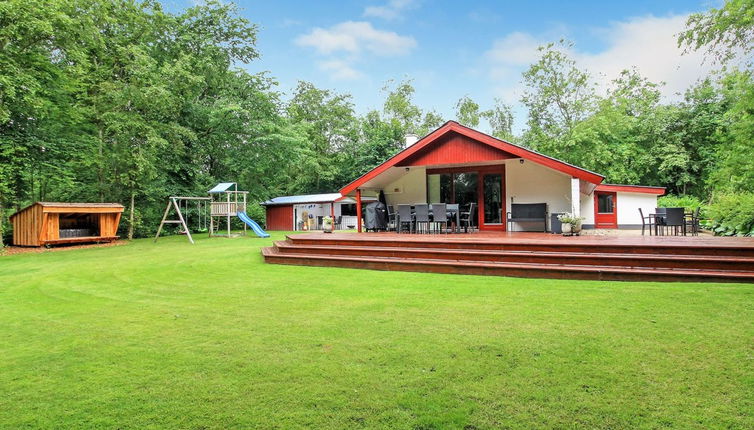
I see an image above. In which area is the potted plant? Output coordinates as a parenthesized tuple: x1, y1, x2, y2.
(322, 216, 334, 233)
(557, 213, 585, 236)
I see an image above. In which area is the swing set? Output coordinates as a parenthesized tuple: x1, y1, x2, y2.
(154, 182, 268, 244)
(154, 196, 211, 244)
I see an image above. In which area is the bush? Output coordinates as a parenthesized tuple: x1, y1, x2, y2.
(657, 194, 706, 212)
(706, 193, 754, 236)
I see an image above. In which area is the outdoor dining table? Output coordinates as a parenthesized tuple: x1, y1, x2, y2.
(406, 204, 461, 233)
(649, 208, 695, 236)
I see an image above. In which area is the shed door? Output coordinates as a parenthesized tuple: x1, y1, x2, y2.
(594, 191, 618, 229)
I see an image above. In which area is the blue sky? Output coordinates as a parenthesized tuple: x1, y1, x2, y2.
(175, 0, 716, 132)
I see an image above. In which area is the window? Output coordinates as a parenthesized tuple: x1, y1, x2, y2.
(426, 172, 477, 208)
(340, 203, 357, 216)
(597, 194, 614, 213)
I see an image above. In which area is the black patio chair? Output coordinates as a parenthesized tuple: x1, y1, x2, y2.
(654, 207, 667, 235)
(460, 202, 476, 233)
(638, 208, 653, 236)
(685, 207, 701, 236)
(414, 204, 431, 234)
(431, 203, 448, 234)
(447, 203, 460, 233)
(664, 208, 686, 236)
(386, 205, 396, 231)
(397, 204, 413, 234)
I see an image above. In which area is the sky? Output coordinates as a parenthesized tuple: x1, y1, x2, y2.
(175, 0, 719, 133)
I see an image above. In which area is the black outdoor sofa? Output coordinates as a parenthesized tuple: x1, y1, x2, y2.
(507, 203, 548, 232)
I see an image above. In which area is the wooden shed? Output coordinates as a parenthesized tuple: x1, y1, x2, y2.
(10, 202, 124, 247)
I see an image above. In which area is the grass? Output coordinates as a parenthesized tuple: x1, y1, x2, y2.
(1, 232, 752, 429)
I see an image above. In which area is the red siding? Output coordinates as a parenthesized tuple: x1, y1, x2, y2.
(397, 132, 514, 167)
(266, 205, 293, 230)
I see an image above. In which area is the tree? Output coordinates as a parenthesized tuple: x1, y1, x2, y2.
(521, 40, 596, 154)
(481, 98, 515, 141)
(287, 81, 357, 193)
(678, 0, 754, 66)
(455, 96, 482, 128)
(711, 71, 754, 193)
(382, 79, 423, 134)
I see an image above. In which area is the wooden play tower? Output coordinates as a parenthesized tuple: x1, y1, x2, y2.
(208, 182, 248, 237)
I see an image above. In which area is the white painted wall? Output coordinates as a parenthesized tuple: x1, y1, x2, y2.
(505, 159, 571, 231)
(382, 166, 427, 206)
(580, 191, 658, 228)
(292, 202, 348, 230)
(581, 194, 595, 225)
(617, 192, 658, 226)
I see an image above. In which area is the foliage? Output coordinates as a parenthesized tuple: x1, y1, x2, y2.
(706, 192, 754, 236)
(657, 194, 706, 211)
(521, 40, 596, 154)
(678, 0, 754, 66)
(481, 98, 515, 141)
(557, 212, 585, 226)
(455, 96, 482, 128)
(710, 70, 754, 193)
(1, 234, 752, 428)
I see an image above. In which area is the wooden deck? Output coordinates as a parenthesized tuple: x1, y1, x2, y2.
(262, 232, 754, 283)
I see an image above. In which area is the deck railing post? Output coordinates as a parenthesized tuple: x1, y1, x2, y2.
(356, 189, 362, 233)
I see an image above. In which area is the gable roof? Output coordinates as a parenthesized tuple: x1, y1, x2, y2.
(339, 121, 605, 195)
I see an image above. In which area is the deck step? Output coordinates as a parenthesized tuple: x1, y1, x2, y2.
(272, 241, 754, 271)
(285, 235, 754, 258)
(262, 247, 754, 283)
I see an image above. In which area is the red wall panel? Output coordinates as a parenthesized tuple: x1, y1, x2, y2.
(266, 205, 293, 230)
(397, 132, 514, 167)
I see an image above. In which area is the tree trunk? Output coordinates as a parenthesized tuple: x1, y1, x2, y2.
(0, 200, 5, 250)
(98, 126, 105, 202)
(128, 190, 135, 240)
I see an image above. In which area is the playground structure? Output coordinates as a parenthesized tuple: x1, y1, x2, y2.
(155, 182, 269, 244)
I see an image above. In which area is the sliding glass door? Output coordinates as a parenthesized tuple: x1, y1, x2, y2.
(426, 165, 505, 230)
(482, 173, 503, 224)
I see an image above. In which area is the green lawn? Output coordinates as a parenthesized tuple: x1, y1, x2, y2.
(1, 232, 752, 429)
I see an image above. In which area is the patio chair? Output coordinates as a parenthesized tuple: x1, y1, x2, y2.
(414, 204, 431, 234)
(685, 207, 701, 236)
(397, 204, 413, 234)
(447, 203, 460, 233)
(664, 208, 686, 236)
(654, 207, 667, 235)
(386, 205, 396, 231)
(638, 208, 653, 236)
(460, 202, 476, 233)
(431, 203, 448, 234)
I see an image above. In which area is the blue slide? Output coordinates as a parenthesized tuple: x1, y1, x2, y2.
(237, 211, 270, 238)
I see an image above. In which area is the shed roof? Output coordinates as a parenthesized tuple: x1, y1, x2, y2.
(261, 193, 344, 206)
(10, 202, 125, 219)
(595, 184, 666, 195)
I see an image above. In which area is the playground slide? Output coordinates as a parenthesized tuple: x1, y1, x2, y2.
(237, 211, 270, 238)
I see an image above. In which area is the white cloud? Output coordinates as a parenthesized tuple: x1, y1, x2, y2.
(318, 59, 363, 80)
(363, 0, 418, 21)
(576, 15, 711, 97)
(295, 20, 417, 81)
(295, 21, 417, 56)
(484, 14, 713, 102)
